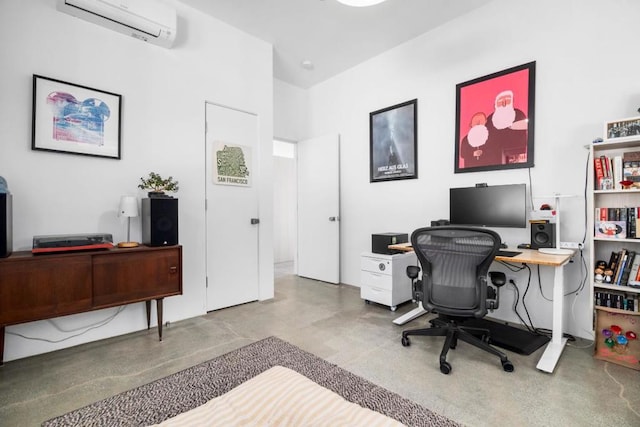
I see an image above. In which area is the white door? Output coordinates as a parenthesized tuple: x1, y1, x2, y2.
(297, 134, 340, 283)
(205, 102, 260, 311)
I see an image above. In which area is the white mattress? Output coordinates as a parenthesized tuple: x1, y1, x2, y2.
(151, 365, 405, 426)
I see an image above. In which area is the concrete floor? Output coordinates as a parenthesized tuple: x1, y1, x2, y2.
(1, 263, 639, 426)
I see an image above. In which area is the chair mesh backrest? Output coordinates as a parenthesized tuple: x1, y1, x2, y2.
(411, 226, 500, 318)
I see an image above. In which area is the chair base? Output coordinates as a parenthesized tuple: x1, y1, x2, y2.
(401, 316, 514, 374)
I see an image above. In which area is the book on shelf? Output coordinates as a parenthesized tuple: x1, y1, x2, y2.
(627, 252, 640, 286)
(593, 154, 640, 188)
(595, 157, 605, 188)
(627, 280, 640, 289)
(596, 155, 615, 190)
(623, 151, 640, 182)
(619, 250, 636, 286)
(594, 290, 639, 312)
(613, 155, 623, 190)
(593, 206, 640, 239)
(608, 251, 620, 276)
(601, 155, 612, 178)
(613, 249, 628, 286)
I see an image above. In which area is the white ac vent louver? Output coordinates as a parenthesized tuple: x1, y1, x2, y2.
(57, 0, 177, 48)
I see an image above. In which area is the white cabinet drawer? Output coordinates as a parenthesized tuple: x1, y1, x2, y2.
(361, 256, 394, 275)
(359, 251, 416, 310)
(361, 270, 393, 291)
(360, 285, 392, 307)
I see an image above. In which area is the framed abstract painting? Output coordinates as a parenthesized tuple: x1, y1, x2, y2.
(32, 75, 122, 159)
(370, 99, 418, 182)
(454, 61, 536, 173)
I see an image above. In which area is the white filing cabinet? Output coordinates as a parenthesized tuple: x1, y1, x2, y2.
(360, 251, 417, 311)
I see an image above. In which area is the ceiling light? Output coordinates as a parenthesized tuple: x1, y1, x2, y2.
(301, 60, 314, 70)
(336, 0, 387, 7)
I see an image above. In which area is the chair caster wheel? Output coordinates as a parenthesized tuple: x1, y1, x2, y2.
(440, 361, 452, 374)
(502, 360, 514, 372)
(401, 336, 410, 346)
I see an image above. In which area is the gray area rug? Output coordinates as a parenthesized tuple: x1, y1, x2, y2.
(43, 336, 460, 427)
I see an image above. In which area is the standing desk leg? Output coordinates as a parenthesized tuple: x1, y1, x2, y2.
(393, 302, 428, 325)
(536, 263, 569, 373)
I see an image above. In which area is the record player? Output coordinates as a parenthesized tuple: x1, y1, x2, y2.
(32, 233, 114, 254)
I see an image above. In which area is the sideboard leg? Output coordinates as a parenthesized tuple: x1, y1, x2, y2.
(1, 325, 4, 366)
(156, 298, 164, 341)
(145, 300, 151, 330)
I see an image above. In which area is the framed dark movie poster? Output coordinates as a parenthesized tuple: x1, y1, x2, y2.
(455, 61, 535, 173)
(370, 99, 417, 182)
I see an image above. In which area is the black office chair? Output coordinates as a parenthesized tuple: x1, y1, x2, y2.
(401, 226, 514, 374)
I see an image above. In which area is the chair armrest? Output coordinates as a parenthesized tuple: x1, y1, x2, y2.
(489, 271, 506, 287)
(406, 265, 421, 279)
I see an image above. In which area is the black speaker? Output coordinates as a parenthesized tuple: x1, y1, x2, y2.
(0, 193, 12, 258)
(142, 197, 178, 246)
(530, 222, 555, 249)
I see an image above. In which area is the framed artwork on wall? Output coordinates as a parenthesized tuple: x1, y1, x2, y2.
(370, 99, 417, 182)
(605, 116, 640, 141)
(454, 61, 536, 173)
(32, 75, 122, 159)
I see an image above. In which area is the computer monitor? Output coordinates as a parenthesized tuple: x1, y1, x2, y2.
(449, 184, 527, 228)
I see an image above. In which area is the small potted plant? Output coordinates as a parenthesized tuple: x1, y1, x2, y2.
(138, 172, 179, 197)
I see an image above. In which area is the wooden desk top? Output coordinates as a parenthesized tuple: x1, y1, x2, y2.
(388, 243, 574, 267)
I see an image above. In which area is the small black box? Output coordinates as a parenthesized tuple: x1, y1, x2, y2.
(372, 232, 408, 254)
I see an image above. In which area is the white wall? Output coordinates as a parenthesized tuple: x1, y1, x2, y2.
(0, 0, 274, 362)
(303, 0, 640, 340)
(274, 79, 309, 142)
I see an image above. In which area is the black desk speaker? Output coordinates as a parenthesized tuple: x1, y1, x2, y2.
(0, 193, 12, 258)
(142, 197, 178, 246)
(530, 222, 555, 249)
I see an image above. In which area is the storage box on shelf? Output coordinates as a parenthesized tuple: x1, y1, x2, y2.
(590, 131, 640, 370)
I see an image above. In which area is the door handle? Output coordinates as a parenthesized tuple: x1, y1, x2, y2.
(250, 218, 260, 225)
(329, 216, 338, 222)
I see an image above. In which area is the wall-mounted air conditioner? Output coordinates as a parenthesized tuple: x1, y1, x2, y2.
(57, 0, 177, 48)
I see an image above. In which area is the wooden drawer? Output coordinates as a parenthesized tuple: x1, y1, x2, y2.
(0, 255, 92, 325)
(92, 247, 182, 308)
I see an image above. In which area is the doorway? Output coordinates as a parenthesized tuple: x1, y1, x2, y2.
(272, 135, 341, 284)
(273, 139, 296, 277)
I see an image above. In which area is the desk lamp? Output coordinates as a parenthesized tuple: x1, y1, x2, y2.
(538, 194, 574, 256)
(117, 195, 139, 248)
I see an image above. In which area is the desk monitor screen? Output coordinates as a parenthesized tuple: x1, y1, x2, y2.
(449, 184, 526, 228)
